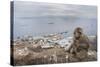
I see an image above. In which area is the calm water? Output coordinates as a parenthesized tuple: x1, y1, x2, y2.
(13, 1, 97, 39)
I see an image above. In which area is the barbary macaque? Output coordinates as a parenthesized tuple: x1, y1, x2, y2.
(69, 27, 90, 57)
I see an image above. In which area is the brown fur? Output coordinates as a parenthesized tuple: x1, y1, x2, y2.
(69, 27, 90, 56)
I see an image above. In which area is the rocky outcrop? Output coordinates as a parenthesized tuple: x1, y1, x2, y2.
(11, 34, 97, 65)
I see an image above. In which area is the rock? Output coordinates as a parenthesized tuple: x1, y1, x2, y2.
(14, 47, 30, 60)
(57, 37, 73, 51)
(13, 46, 32, 65)
(41, 45, 54, 49)
(87, 50, 97, 61)
(76, 50, 88, 60)
(12, 35, 97, 65)
(68, 54, 79, 62)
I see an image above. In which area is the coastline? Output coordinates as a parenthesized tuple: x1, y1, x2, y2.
(11, 33, 97, 66)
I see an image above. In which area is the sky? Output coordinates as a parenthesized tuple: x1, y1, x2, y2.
(14, 1, 97, 19)
(12, 1, 97, 38)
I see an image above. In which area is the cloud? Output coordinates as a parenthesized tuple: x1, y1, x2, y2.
(14, 1, 97, 19)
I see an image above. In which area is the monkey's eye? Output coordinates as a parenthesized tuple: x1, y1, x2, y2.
(74, 32, 81, 35)
(77, 31, 82, 34)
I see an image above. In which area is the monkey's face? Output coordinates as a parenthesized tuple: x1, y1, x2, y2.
(74, 32, 81, 39)
(74, 28, 83, 39)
